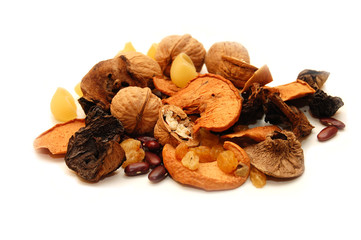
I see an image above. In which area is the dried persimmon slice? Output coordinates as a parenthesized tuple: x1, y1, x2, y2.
(33, 119, 85, 155)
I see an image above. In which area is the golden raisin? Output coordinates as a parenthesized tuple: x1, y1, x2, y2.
(50, 87, 77, 122)
(199, 128, 220, 147)
(217, 150, 238, 174)
(250, 166, 266, 188)
(191, 146, 213, 163)
(175, 142, 189, 161)
(120, 138, 145, 168)
(181, 151, 199, 170)
(210, 144, 224, 161)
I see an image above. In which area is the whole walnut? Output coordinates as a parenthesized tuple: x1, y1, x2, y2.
(154, 34, 206, 77)
(81, 52, 162, 110)
(205, 42, 257, 88)
(110, 87, 162, 135)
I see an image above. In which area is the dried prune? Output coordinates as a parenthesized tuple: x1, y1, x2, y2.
(309, 89, 344, 118)
(65, 106, 125, 182)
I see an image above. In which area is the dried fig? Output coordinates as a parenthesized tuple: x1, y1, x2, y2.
(154, 34, 206, 77)
(110, 87, 162, 135)
(81, 52, 162, 110)
(154, 105, 198, 147)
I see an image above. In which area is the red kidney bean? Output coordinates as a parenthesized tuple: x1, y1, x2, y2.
(148, 165, 167, 183)
(320, 117, 345, 129)
(145, 140, 161, 152)
(137, 136, 157, 144)
(145, 151, 162, 168)
(317, 125, 338, 142)
(124, 162, 150, 176)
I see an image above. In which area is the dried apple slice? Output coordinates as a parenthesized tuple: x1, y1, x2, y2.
(33, 119, 85, 155)
(163, 141, 250, 191)
(163, 74, 242, 133)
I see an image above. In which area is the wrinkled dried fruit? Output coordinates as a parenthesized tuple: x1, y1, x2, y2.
(191, 146, 213, 163)
(175, 142, 189, 161)
(65, 106, 125, 182)
(309, 89, 344, 118)
(120, 138, 146, 168)
(250, 166, 266, 188)
(111, 87, 162, 135)
(181, 151, 199, 170)
(217, 150, 238, 174)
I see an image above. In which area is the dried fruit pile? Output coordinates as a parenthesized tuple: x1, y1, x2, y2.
(33, 34, 345, 190)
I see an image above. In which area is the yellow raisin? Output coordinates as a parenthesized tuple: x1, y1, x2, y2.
(181, 151, 199, 170)
(50, 87, 77, 122)
(217, 150, 238, 174)
(190, 146, 213, 163)
(120, 138, 145, 168)
(170, 53, 198, 88)
(175, 142, 189, 161)
(210, 144, 224, 161)
(250, 166, 266, 188)
(199, 128, 220, 147)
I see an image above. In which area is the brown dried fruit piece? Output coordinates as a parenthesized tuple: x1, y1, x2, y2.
(65, 106, 125, 182)
(244, 130, 304, 178)
(110, 87, 162, 135)
(264, 90, 314, 138)
(163, 141, 250, 191)
(163, 74, 242, 133)
(33, 119, 85, 155)
(81, 52, 162, 110)
(155, 34, 206, 77)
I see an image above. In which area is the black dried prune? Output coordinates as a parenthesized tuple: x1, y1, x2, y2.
(309, 89, 344, 118)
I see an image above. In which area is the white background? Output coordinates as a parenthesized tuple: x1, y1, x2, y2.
(1, 0, 360, 239)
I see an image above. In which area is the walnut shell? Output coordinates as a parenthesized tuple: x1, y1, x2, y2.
(205, 42, 257, 88)
(154, 105, 198, 147)
(154, 34, 206, 77)
(110, 87, 162, 135)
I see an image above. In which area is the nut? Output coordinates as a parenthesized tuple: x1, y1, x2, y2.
(205, 42, 257, 88)
(154, 34, 206, 77)
(110, 87, 162, 135)
(154, 104, 197, 147)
